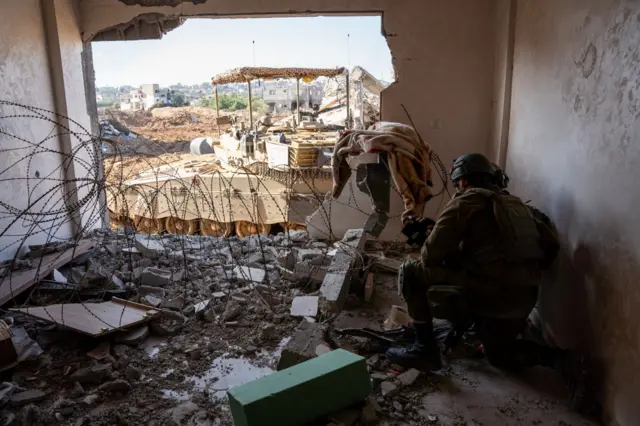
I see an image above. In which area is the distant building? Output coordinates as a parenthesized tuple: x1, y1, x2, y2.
(262, 81, 323, 113)
(120, 84, 175, 110)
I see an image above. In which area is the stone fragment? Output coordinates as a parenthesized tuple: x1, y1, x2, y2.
(141, 295, 163, 307)
(141, 267, 184, 287)
(114, 325, 149, 346)
(138, 286, 165, 297)
(286, 230, 308, 242)
(81, 395, 98, 406)
(134, 236, 166, 259)
(320, 229, 367, 314)
(70, 382, 85, 398)
(222, 301, 242, 321)
(277, 320, 327, 370)
(397, 368, 420, 387)
(70, 364, 113, 385)
(163, 296, 185, 310)
(293, 263, 326, 283)
(259, 323, 276, 341)
(290, 296, 319, 318)
(233, 266, 266, 283)
(380, 381, 397, 397)
(98, 379, 131, 393)
(149, 311, 186, 336)
(9, 390, 47, 406)
(86, 341, 111, 360)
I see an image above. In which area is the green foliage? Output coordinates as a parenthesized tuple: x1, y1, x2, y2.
(203, 93, 269, 114)
(172, 94, 186, 106)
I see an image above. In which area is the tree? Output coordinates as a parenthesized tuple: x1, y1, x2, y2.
(172, 94, 186, 107)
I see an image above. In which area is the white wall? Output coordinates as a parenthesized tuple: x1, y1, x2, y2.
(508, 0, 640, 423)
(0, 0, 97, 261)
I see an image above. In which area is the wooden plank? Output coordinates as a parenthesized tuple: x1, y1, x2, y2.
(0, 239, 95, 306)
(10, 298, 159, 336)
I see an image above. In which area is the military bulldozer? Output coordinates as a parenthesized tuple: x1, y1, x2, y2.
(106, 67, 349, 237)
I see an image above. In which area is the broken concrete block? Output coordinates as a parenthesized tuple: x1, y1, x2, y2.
(234, 266, 266, 283)
(372, 256, 402, 273)
(70, 364, 113, 385)
(229, 349, 371, 426)
(81, 394, 99, 406)
(222, 301, 242, 321)
(53, 269, 67, 284)
(98, 379, 131, 393)
(134, 236, 166, 259)
(149, 311, 186, 336)
(141, 267, 184, 287)
(397, 368, 420, 387)
(115, 325, 149, 346)
(259, 323, 276, 341)
(141, 295, 163, 308)
(9, 390, 47, 406)
(277, 320, 327, 370)
(293, 263, 326, 283)
(320, 229, 368, 313)
(276, 249, 295, 270)
(286, 230, 309, 242)
(290, 296, 319, 318)
(380, 381, 397, 397)
(163, 296, 185, 310)
(137, 286, 165, 297)
(296, 248, 325, 262)
(111, 274, 124, 289)
(86, 341, 111, 361)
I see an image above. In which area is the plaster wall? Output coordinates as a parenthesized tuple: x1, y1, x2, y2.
(507, 0, 640, 423)
(0, 0, 97, 261)
(0, 0, 74, 260)
(81, 0, 498, 221)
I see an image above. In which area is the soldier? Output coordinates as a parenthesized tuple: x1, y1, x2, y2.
(386, 153, 560, 370)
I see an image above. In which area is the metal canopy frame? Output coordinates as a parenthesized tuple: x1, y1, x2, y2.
(211, 67, 349, 130)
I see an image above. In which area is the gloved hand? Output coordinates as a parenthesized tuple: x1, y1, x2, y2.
(402, 217, 435, 246)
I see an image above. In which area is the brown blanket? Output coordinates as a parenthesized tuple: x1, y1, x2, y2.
(331, 122, 434, 223)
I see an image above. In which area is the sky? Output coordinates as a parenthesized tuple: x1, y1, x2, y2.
(92, 16, 393, 88)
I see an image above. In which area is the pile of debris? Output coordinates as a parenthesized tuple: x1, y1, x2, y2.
(0, 222, 430, 425)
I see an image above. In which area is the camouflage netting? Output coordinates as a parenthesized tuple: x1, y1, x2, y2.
(211, 67, 347, 85)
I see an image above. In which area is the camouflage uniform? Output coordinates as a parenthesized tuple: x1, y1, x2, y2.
(398, 186, 560, 368)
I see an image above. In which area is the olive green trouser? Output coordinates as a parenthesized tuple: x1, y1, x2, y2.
(398, 259, 555, 369)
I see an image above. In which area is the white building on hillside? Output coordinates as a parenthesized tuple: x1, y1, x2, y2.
(262, 81, 323, 113)
(120, 84, 175, 110)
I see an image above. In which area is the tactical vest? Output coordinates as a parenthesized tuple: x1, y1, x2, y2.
(466, 188, 544, 263)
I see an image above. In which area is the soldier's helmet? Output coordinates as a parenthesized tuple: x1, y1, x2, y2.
(450, 153, 496, 183)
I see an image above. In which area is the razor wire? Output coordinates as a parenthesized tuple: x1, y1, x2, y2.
(0, 100, 449, 334)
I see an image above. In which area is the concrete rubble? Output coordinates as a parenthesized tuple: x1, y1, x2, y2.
(0, 226, 433, 425)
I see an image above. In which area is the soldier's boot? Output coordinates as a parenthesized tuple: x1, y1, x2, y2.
(385, 323, 442, 371)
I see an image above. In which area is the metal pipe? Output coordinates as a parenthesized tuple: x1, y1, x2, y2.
(346, 70, 351, 129)
(248, 79, 254, 128)
(214, 84, 220, 137)
(296, 77, 301, 126)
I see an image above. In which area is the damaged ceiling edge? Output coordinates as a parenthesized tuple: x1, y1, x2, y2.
(119, 0, 207, 6)
(90, 12, 185, 41)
